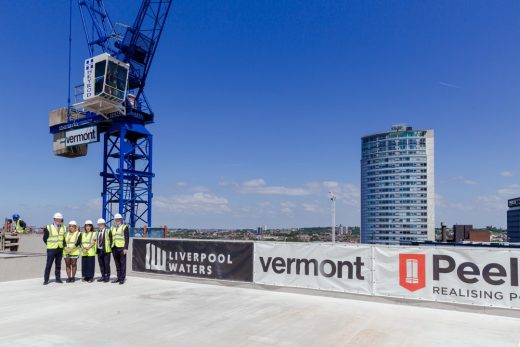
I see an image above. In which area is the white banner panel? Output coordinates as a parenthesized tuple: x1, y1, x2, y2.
(374, 246, 520, 309)
(65, 125, 98, 147)
(254, 242, 372, 295)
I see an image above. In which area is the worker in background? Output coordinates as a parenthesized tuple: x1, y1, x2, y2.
(63, 221, 81, 283)
(4, 219, 12, 233)
(96, 218, 112, 282)
(126, 93, 136, 110)
(12, 214, 26, 234)
(43, 212, 66, 285)
(81, 220, 97, 282)
(111, 213, 129, 284)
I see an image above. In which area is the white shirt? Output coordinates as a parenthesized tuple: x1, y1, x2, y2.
(98, 228, 106, 249)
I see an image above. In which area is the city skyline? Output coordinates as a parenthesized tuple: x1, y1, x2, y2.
(1, 1, 520, 228)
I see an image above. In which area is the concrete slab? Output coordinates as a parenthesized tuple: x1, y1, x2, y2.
(16, 234, 46, 253)
(1, 276, 520, 347)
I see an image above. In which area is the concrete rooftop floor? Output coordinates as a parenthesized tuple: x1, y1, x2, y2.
(1, 275, 520, 347)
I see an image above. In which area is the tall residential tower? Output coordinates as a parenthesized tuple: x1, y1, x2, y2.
(361, 125, 435, 244)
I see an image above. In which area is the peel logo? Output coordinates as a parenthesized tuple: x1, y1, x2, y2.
(146, 243, 167, 271)
(399, 254, 426, 292)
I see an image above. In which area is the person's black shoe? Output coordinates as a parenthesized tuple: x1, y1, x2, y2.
(119, 279, 125, 285)
(111, 279, 120, 284)
(66, 278, 71, 283)
(97, 278, 105, 282)
(56, 279, 63, 284)
(43, 281, 49, 285)
(103, 278, 110, 283)
(71, 278, 76, 283)
(87, 278, 94, 283)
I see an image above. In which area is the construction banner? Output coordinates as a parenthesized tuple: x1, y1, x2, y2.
(132, 239, 254, 282)
(254, 242, 372, 294)
(373, 246, 520, 309)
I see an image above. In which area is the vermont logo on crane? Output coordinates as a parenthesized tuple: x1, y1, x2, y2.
(399, 254, 426, 292)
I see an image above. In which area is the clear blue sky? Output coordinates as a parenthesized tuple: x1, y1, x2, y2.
(1, 0, 519, 228)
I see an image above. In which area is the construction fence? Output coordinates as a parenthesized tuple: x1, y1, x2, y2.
(132, 238, 520, 310)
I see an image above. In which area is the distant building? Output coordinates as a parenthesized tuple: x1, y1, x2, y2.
(453, 225, 472, 242)
(336, 225, 348, 235)
(361, 125, 435, 244)
(507, 198, 520, 242)
(439, 223, 491, 243)
(468, 230, 492, 242)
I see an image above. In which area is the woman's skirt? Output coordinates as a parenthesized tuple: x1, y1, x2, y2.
(82, 255, 96, 278)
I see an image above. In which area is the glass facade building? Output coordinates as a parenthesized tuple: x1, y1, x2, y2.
(361, 125, 435, 244)
(507, 198, 520, 242)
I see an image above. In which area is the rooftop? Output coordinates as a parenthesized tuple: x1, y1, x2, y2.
(2, 235, 520, 346)
(0, 273, 519, 346)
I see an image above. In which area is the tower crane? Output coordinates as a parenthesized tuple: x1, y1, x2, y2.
(49, 0, 173, 227)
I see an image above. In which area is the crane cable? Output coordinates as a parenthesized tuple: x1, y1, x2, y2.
(67, 0, 73, 122)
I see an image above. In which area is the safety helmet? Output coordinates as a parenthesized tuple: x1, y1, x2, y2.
(68, 220, 77, 226)
(97, 218, 106, 224)
(114, 213, 123, 220)
(53, 212, 63, 220)
(12, 214, 20, 219)
(84, 220, 93, 225)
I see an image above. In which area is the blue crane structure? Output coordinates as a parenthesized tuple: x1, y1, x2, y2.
(49, 0, 173, 227)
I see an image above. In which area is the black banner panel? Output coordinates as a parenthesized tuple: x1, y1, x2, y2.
(133, 239, 254, 282)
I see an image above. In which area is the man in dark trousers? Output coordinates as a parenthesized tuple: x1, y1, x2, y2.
(43, 212, 66, 285)
(96, 218, 112, 282)
(111, 213, 129, 284)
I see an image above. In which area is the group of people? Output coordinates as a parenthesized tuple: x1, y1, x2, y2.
(42, 212, 129, 286)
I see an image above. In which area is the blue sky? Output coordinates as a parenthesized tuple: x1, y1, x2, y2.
(1, 0, 520, 228)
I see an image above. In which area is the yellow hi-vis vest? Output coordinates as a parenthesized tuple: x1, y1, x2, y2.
(111, 224, 127, 248)
(63, 231, 81, 256)
(15, 220, 25, 234)
(97, 228, 112, 253)
(81, 231, 97, 257)
(46, 224, 65, 249)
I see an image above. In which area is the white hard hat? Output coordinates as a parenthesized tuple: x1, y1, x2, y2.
(84, 220, 93, 225)
(53, 212, 63, 220)
(68, 220, 77, 226)
(97, 218, 106, 224)
(114, 213, 123, 219)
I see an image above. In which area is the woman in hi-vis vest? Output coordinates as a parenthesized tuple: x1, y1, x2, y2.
(81, 220, 97, 282)
(63, 221, 81, 283)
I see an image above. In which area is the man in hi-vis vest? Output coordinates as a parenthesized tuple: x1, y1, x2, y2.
(96, 218, 112, 282)
(43, 212, 66, 285)
(111, 213, 129, 284)
(12, 214, 26, 234)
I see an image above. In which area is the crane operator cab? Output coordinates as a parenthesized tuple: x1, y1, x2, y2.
(75, 53, 129, 117)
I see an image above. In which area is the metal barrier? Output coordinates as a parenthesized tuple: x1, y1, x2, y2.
(129, 226, 168, 238)
(129, 227, 145, 238)
(3, 225, 44, 234)
(2, 225, 167, 238)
